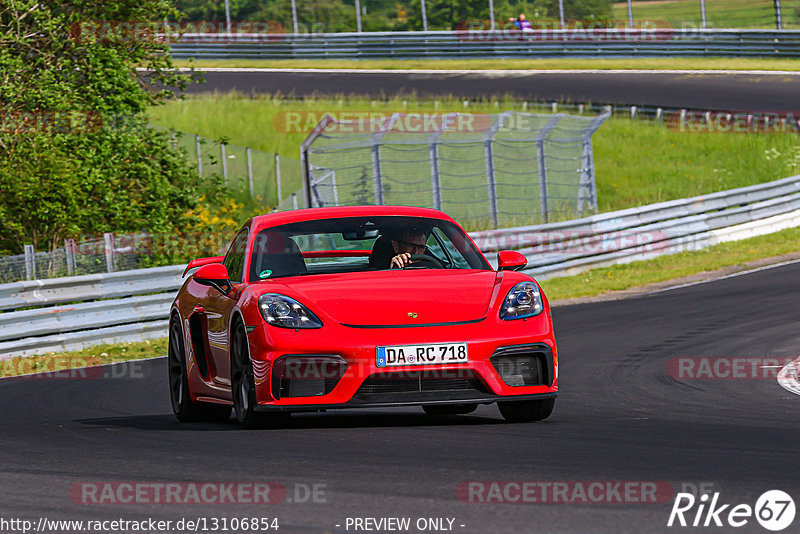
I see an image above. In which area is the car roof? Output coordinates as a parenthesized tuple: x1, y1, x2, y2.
(248, 205, 457, 233)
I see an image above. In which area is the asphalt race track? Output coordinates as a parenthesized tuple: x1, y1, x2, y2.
(186, 70, 800, 112)
(2, 261, 799, 533)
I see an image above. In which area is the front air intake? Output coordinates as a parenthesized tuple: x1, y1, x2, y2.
(490, 344, 553, 387)
(271, 355, 347, 399)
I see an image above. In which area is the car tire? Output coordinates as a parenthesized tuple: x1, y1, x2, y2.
(422, 403, 478, 416)
(168, 318, 231, 423)
(230, 323, 290, 429)
(498, 398, 555, 423)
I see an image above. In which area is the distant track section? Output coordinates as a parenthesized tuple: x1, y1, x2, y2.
(185, 69, 800, 112)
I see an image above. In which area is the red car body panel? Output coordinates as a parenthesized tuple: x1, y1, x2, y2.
(171, 206, 558, 411)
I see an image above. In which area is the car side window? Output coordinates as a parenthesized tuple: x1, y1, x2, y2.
(223, 228, 249, 283)
(430, 227, 471, 268)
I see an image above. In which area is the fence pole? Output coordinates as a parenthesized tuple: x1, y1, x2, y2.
(774, 0, 783, 30)
(247, 147, 254, 199)
(221, 143, 228, 185)
(275, 153, 283, 204)
(700, 0, 707, 29)
(558, 0, 565, 29)
(627, 0, 634, 28)
(195, 135, 202, 175)
(371, 144, 385, 205)
(291, 0, 299, 33)
(536, 139, 549, 224)
(484, 140, 499, 229)
(103, 233, 116, 273)
(24, 244, 35, 281)
(64, 239, 76, 276)
(292, 193, 299, 210)
(355, 0, 362, 32)
(488, 0, 495, 30)
(429, 142, 442, 210)
(421, 0, 428, 31)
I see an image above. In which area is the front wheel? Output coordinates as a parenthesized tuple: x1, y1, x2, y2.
(168, 319, 231, 423)
(230, 324, 289, 429)
(498, 398, 555, 423)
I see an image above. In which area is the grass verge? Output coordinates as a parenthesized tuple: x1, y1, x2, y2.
(539, 226, 800, 301)
(0, 338, 167, 378)
(175, 57, 800, 72)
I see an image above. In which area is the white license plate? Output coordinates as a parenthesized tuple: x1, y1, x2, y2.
(376, 342, 468, 368)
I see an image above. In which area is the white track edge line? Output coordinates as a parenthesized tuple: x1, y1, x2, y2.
(647, 258, 800, 295)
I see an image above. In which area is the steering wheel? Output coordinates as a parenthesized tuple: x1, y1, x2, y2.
(403, 253, 444, 269)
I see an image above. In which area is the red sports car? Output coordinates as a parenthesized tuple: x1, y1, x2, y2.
(168, 206, 558, 427)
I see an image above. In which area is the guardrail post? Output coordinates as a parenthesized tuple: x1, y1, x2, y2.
(292, 193, 299, 210)
(484, 140, 499, 229)
(24, 244, 36, 281)
(275, 153, 283, 204)
(195, 135, 202, 175)
(64, 239, 77, 276)
(247, 147, 254, 199)
(775, 0, 783, 30)
(104, 233, 116, 273)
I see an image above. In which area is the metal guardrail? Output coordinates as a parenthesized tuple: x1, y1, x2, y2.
(1, 173, 799, 359)
(169, 29, 800, 59)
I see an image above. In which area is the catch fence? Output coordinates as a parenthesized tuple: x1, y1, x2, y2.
(301, 110, 610, 228)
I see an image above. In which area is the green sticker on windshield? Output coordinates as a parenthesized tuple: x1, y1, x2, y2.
(259, 269, 272, 279)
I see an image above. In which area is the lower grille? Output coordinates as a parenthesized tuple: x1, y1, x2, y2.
(354, 369, 489, 403)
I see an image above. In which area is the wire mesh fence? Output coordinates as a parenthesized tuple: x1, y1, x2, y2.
(166, 130, 304, 207)
(301, 110, 610, 229)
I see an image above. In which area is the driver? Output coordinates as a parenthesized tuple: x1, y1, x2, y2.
(368, 226, 429, 269)
(389, 228, 428, 269)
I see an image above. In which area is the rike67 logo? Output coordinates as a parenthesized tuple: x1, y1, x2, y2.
(668, 490, 796, 531)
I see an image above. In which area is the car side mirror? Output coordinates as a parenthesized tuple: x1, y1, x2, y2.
(193, 263, 232, 295)
(497, 250, 527, 271)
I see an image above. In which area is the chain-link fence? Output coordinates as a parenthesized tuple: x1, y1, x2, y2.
(0, 234, 154, 284)
(166, 130, 304, 207)
(301, 110, 609, 229)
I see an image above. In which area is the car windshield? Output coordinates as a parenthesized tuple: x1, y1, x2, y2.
(247, 216, 490, 281)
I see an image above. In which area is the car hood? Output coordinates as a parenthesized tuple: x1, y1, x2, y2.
(266, 270, 500, 326)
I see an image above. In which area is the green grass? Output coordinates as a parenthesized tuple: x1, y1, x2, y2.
(149, 94, 800, 215)
(176, 57, 800, 71)
(612, 0, 794, 30)
(0, 338, 167, 378)
(540, 225, 800, 301)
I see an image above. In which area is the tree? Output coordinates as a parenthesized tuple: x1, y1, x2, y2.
(0, 0, 207, 256)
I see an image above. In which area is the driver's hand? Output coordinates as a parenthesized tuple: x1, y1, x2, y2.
(390, 253, 413, 269)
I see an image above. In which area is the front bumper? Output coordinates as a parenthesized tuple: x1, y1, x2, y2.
(246, 313, 559, 409)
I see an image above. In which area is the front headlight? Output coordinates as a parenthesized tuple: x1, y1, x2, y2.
(258, 294, 322, 329)
(500, 281, 544, 320)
